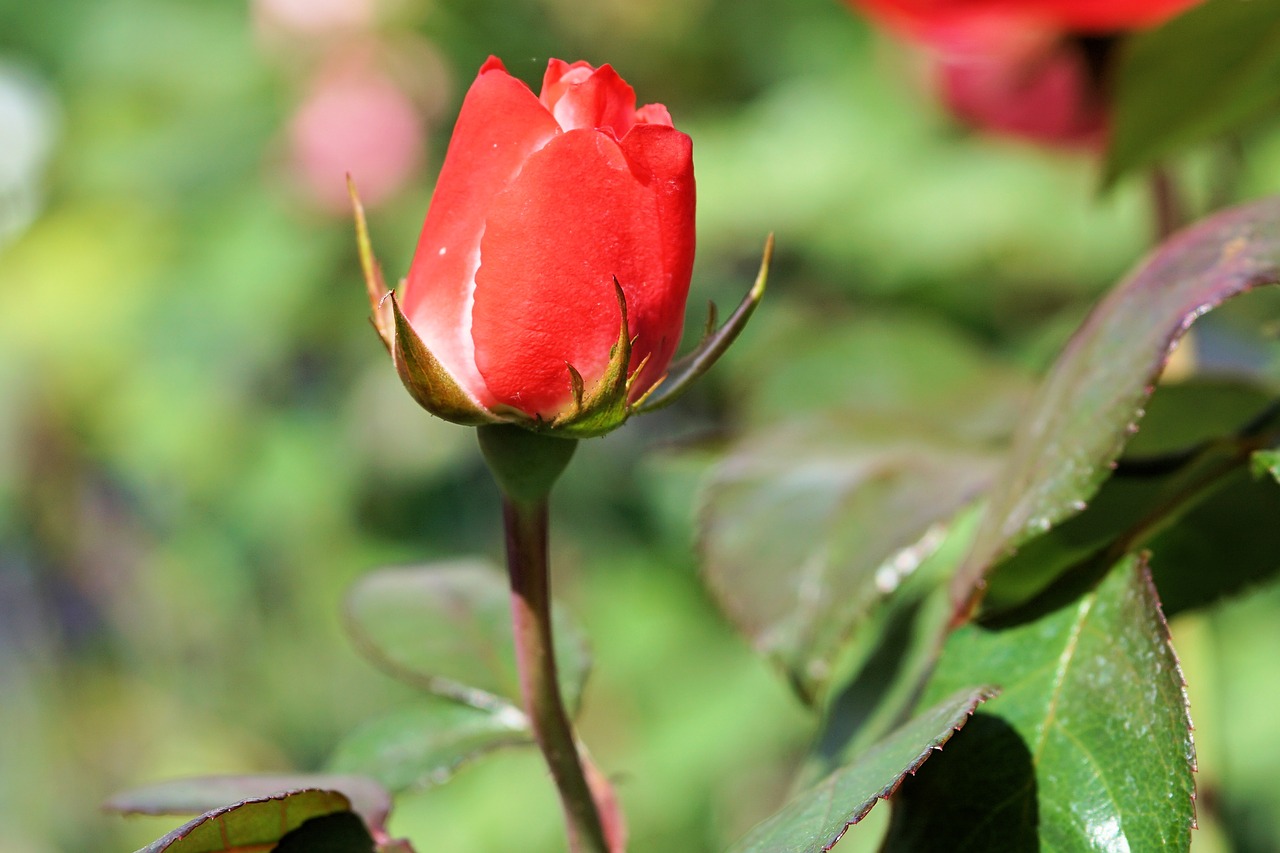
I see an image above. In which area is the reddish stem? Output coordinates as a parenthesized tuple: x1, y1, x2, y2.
(502, 496, 611, 853)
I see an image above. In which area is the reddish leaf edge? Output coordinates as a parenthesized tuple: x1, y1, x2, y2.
(128, 788, 355, 853)
(953, 195, 1280, 620)
(1132, 554, 1200, 832)
(105, 773, 392, 833)
(823, 686, 999, 851)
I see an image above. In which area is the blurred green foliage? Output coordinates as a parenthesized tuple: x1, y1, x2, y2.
(3, 0, 1280, 850)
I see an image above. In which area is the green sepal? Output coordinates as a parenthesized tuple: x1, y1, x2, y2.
(390, 294, 498, 426)
(512, 279, 644, 439)
(348, 176, 395, 353)
(635, 233, 773, 413)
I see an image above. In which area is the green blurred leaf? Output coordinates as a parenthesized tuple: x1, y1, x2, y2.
(1106, 0, 1280, 185)
(955, 197, 1280, 613)
(899, 557, 1195, 850)
(1253, 448, 1280, 482)
(106, 774, 391, 834)
(700, 420, 997, 703)
(728, 687, 995, 853)
(326, 697, 530, 794)
(135, 789, 362, 853)
(344, 560, 590, 713)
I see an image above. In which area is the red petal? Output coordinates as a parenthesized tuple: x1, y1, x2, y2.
(471, 126, 695, 418)
(540, 62, 639, 137)
(402, 57, 559, 408)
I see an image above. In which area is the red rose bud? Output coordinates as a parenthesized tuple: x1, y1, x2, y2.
(353, 57, 770, 437)
(848, 0, 1203, 41)
(845, 0, 1203, 147)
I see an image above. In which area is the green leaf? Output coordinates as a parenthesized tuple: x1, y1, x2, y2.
(1146, 467, 1280, 615)
(344, 560, 590, 714)
(978, 380, 1280, 620)
(898, 557, 1196, 851)
(326, 697, 530, 793)
(811, 507, 984, 770)
(1105, 0, 1280, 185)
(274, 813, 377, 853)
(955, 196, 1280, 615)
(106, 774, 391, 834)
(728, 687, 995, 853)
(1252, 448, 1280, 482)
(700, 420, 997, 703)
(135, 789, 363, 853)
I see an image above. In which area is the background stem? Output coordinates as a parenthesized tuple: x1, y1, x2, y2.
(502, 496, 610, 853)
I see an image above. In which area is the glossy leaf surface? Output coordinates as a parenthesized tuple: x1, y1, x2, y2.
(899, 557, 1196, 850)
(955, 197, 1280, 612)
(729, 687, 994, 853)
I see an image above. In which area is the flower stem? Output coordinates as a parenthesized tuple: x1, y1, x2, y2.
(502, 495, 610, 853)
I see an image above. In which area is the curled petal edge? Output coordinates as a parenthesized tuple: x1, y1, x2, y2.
(635, 234, 773, 414)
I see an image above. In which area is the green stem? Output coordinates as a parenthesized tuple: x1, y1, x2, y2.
(502, 495, 609, 853)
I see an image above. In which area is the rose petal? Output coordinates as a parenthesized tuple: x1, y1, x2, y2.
(471, 126, 694, 418)
(403, 56, 559, 407)
(540, 62, 639, 138)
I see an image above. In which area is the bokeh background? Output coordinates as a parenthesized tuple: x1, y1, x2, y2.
(4, 0, 1280, 850)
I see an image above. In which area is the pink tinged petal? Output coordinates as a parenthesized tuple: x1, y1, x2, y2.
(471, 126, 695, 419)
(540, 62, 639, 137)
(634, 103, 674, 127)
(402, 56, 560, 409)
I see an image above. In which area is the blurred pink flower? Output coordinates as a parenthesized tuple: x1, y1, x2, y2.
(287, 65, 423, 212)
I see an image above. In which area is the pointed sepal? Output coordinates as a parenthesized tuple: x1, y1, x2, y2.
(541, 279, 640, 438)
(348, 176, 395, 353)
(390, 293, 499, 426)
(635, 234, 773, 413)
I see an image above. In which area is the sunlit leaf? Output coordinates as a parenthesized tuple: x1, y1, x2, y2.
(701, 420, 997, 703)
(135, 789, 366, 853)
(1253, 449, 1280, 483)
(1106, 0, 1280, 185)
(327, 697, 530, 793)
(955, 197, 1280, 614)
(728, 687, 995, 853)
(344, 560, 590, 713)
(892, 557, 1195, 850)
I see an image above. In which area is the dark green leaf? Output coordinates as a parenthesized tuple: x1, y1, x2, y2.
(1106, 0, 1280, 185)
(135, 789, 355, 853)
(344, 560, 590, 713)
(903, 557, 1196, 851)
(326, 696, 530, 793)
(728, 687, 995, 853)
(107, 774, 391, 834)
(274, 813, 376, 853)
(955, 197, 1280, 614)
(1147, 467, 1280, 615)
(700, 420, 997, 702)
(978, 380, 1280, 620)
